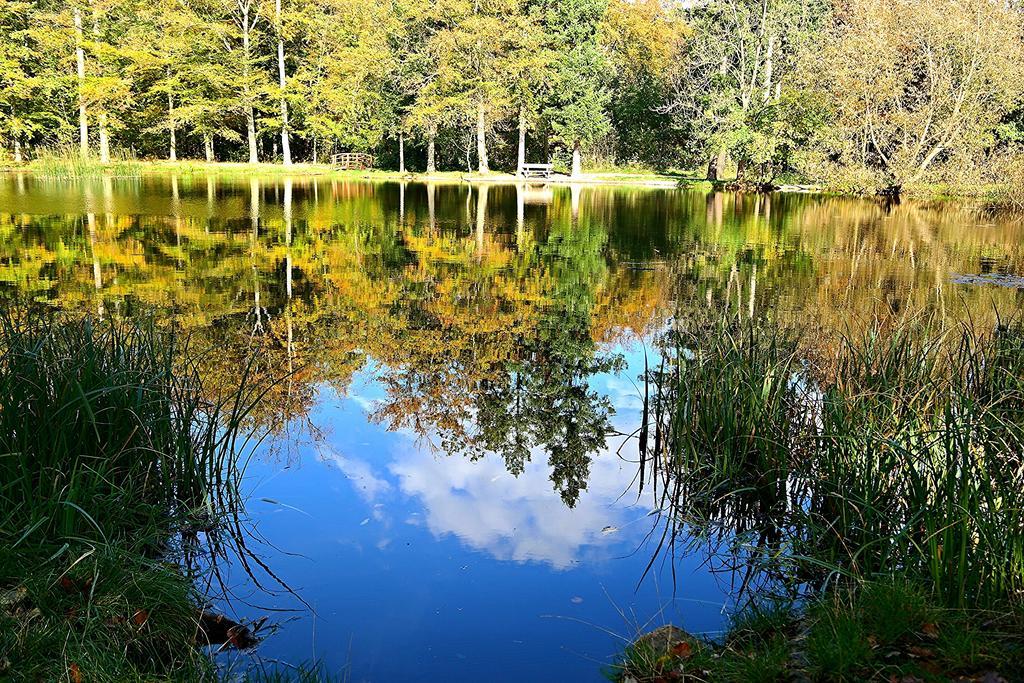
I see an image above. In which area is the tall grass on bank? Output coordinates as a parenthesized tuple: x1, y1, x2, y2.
(29, 146, 144, 179)
(0, 310, 266, 680)
(640, 311, 1024, 609)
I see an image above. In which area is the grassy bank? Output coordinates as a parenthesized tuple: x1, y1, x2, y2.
(1, 154, 717, 189)
(5, 154, 1021, 203)
(612, 579, 1024, 682)
(613, 310, 1024, 680)
(0, 310, 267, 680)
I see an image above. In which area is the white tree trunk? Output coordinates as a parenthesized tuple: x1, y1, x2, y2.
(276, 0, 291, 165)
(204, 134, 214, 162)
(399, 132, 405, 173)
(241, 0, 258, 164)
(99, 115, 110, 163)
(762, 35, 775, 103)
(571, 140, 582, 178)
(74, 7, 89, 160)
(426, 125, 436, 173)
(246, 109, 258, 163)
(476, 101, 489, 174)
(92, 11, 110, 163)
(13, 138, 22, 163)
(517, 106, 526, 176)
(168, 90, 177, 161)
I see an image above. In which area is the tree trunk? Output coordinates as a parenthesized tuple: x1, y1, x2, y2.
(204, 134, 214, 162)
(246, 109, 258, 163)
(276, 0, 291, 165)
(426, 125, 436, 173)
(762, 35, 775, 103)
(99, 116, 110, 163)
(476, 100, 489, 174)
(168, 89, 177, 161)
(13, 138, 22, 163)
(242, 2, 258, 164)
(399, 132, 405, 173)
(74, 7, 88, 160)
(571, 140, 582, 178)
(516, 105, 526, 176)
(92, 12, 110, 163)
(707, 145, 728, 181)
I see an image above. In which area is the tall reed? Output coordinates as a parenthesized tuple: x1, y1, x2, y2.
(29, 146, 143, 179)
(641, 311, 1024, 609)
(0, 308, 262, 553)
(0, 309, 268, 680)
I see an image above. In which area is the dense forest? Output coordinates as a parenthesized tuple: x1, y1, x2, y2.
(2, 0, 1024, 192)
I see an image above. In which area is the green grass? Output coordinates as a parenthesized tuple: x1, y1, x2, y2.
(610, 580, 1024, 682)
(0, 308, 267, 680)
(618, 308, 1024, 680)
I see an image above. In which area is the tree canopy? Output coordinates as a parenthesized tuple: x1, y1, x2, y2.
(2, 0, 1023, 191)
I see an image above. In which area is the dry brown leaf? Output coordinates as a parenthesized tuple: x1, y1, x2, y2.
(670, 641, 693, 659)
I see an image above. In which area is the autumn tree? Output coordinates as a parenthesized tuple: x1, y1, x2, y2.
(598, 0, 687, 168)
(803, 0, 1024, 192)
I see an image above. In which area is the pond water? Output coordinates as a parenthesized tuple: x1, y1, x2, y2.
(1, 174, 1023, 681)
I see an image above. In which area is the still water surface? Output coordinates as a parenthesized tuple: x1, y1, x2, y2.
(1, 175, 1022, 680)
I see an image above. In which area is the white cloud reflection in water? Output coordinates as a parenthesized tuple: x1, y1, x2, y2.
(318, 350, 657, 569)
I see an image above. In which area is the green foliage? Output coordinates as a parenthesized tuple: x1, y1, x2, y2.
(2, 0, 1024, 188)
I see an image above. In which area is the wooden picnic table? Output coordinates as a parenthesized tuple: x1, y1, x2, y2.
(520, 163, 554, 179)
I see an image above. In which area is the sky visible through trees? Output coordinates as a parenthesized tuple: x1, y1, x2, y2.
(2, 0, 1024, 191)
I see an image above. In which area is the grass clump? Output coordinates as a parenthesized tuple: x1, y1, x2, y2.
(0, 309, 264, 680)
(28, 146, 144, 179)
(623, 309, 1024, 679)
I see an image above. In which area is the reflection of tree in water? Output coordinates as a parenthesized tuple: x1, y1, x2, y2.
(6, 178, 1024, 509)
(373, 198, 623, 507)
(469, 311, 623, 507)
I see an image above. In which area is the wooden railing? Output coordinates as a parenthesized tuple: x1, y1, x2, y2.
(330, 152, 375, 170)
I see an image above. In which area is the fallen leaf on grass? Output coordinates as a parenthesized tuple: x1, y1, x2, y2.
(670, 641, 693, 659)
(921, 622, 939, 639)
(132, 609, 149, 627)
(69, 662, 82, 683)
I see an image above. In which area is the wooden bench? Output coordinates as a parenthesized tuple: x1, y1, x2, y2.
(330, 152, 375, 170)
(520, 163, 554, 179)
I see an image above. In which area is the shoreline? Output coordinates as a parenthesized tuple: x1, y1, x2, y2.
(0, 160, 1003, 201)
(0, 160, 818, 193)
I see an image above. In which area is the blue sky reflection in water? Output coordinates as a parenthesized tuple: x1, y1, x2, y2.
(231, 354, 729, 682)
(2, 175, 1024, 680)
